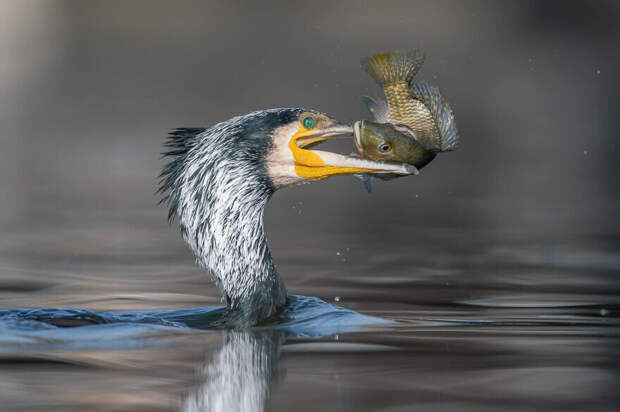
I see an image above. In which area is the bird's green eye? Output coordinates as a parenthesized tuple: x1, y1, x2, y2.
(302, 116, 315, 130)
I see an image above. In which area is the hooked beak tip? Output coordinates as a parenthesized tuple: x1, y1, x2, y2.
(407, 164, 420, 175)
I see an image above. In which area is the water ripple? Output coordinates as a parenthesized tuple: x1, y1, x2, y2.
(0, 295, 386, 351)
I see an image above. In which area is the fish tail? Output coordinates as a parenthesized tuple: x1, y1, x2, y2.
(362, 50, 426, 87)
(411, 80, 460, 152)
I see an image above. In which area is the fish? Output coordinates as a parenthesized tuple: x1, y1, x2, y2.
(354, 50, 460, 192)
(361, 50, 460, 152)
(352, 120, 433, 192)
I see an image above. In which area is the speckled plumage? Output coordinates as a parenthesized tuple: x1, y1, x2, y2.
(159, 109, 307, 327)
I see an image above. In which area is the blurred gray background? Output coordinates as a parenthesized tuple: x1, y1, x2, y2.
(0, 0, 619, 309)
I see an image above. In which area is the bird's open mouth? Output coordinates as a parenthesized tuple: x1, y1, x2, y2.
(291, 121, 418, 180)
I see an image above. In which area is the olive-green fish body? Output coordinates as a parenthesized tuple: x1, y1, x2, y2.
(381, 81, 435, 148)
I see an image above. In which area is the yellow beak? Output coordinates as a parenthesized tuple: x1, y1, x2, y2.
(289, 122, 418, 180)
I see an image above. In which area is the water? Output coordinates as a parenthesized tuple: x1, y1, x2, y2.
(1, 218, 618, 412)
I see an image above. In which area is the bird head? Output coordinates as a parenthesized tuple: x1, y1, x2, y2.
(160, 109, 417, 221)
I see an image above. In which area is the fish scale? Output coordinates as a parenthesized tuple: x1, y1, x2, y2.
(383, 83, 439, 150)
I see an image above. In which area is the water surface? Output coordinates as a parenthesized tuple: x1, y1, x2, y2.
(1, 218, 618, 412)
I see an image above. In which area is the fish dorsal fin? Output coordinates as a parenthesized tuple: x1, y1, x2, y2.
(361, 95, 389, 123)
(362, 50, 426, 87)
(410, 80, 460, 152)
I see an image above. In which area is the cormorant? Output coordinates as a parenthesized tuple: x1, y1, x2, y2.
(159, 108, 416, 327)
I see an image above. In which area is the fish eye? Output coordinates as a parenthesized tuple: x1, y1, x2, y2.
(302, 116, 315, 130)
(378, 142, 392, 153)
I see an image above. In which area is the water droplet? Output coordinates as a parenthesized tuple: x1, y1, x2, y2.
(336, 251, 341, 256)
(334, 296, 341, 302)
(528, 56, 536, 71)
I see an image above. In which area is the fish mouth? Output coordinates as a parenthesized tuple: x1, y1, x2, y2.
(291, 121, 418, 179)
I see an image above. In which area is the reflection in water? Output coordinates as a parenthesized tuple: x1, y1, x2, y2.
(0, 295, 385, 411)
(182, 330, 285, 412)
(180, 296, 387, 411)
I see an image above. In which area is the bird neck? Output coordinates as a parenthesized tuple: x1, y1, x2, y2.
(177, 165, 286, 326)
